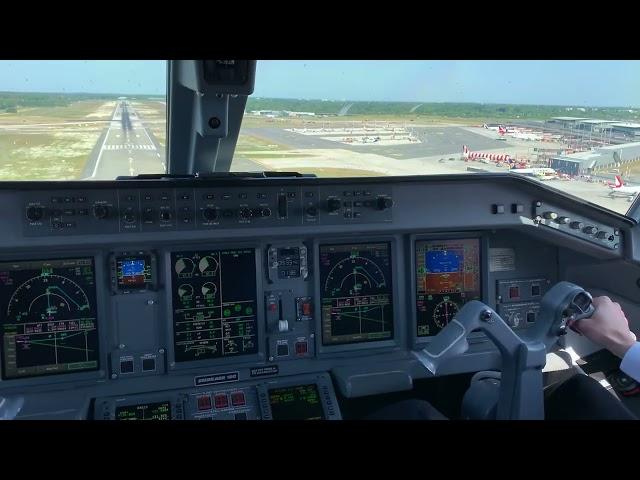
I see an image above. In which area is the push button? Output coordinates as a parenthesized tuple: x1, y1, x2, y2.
(197, 395, 212, 411)
(120, 359, 134, 374)
(231, 391, 246, 407)
(277, 343, 289, 357)
(295, 342, 308, 355)
(214, 394, 229, 409)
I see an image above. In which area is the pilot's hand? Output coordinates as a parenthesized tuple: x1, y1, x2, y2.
(573, 296, 637, 358)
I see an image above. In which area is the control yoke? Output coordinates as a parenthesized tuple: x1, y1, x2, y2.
(413, 281, 594, 419)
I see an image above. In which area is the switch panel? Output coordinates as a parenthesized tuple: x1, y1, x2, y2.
(533, 201, 622, 250)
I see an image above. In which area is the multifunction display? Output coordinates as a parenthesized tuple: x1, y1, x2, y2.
(115, 401, 171, 420)
(320, 242, 393, 345)
(116, 255, 153, 290)
(268, 384, 325, 420)
(416, 238, 482, 336)
(171, 249, 258, 362)
(0, 258, 99, 379)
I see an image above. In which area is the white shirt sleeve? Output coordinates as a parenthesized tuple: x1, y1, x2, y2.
(620, 342, 640, 383)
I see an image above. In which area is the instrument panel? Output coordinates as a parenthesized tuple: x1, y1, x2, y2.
(0, 175, 632, 419)
(0, 257, 99, 380)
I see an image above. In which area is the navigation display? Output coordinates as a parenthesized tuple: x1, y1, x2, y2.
(320, 242, 393, 345)
(416, 238, 482, 336)
(268, 384, 325, 420)
(171, 249, 258, 362)
(116, 255, 152, 290)
(0, 257, 99, 379)
(115, 401, 171, 420)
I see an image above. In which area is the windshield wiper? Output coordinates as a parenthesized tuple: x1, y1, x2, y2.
(115, 172, 314, 181)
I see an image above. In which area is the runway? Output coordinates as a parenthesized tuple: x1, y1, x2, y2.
(83, 101, 165, 179)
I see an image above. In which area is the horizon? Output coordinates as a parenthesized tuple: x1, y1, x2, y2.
(1, 90, 637, 111)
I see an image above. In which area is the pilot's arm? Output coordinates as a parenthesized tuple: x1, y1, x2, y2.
(574, 296, 640, 382)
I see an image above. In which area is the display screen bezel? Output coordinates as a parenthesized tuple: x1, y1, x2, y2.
(165, 244, 266, 372)
(0, 251, 107, 387)
(315, 235, 401, 356)
(115, 401, 172, 420)
(267, 383, 326, 421)
(115, 254, 154, 291)
(319, 241, 395, 347)
(410, 232, 489, 347)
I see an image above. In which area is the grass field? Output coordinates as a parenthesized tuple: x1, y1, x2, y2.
(0, 129, 102, 179)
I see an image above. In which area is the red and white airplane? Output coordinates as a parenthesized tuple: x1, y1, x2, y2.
(463, 145, 512, 164)
(608, 175, 640, 199)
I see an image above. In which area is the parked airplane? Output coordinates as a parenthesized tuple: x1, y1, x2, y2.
(608, 175, 640, 200)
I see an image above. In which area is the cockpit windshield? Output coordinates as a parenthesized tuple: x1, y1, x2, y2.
(2, 60, 640, 216)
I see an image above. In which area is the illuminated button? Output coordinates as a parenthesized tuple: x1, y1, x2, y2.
(214, 394, 229, 409)
(509, 286, 520, 299)
(512, 204, 524, 213)
(492, 204, 505, 214)
(302, 302, 312, 316)
(230, 392, 246, 407)
(197, 395, 212, 411)
(295, 342, 308, 355)
(120, 359, 134, 374)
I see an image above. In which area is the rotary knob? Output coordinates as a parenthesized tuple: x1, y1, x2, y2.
(556, 216, 571, 224)
(160, 211, 172, 222)
(376, 197, 393, 210)
(305, 206, 318, 217)
(327, 198, 341, 212)
(596, 231, 608, 239)
(570, 221, 584, 230)
(543, 211, 558, 220)
(239, 207, 252, 219)
(26, 206, 44, 221)
(583, 226, 598, 235)
(93, 205, 109, 219)
(122, 210, 136, 223)
(202, 207, 218, 221)
(260, 207, 272, 218)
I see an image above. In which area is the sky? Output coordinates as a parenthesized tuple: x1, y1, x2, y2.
(0, 60, 639, 107)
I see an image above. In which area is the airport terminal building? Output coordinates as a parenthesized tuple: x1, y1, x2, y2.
(551, 142, 640, 175)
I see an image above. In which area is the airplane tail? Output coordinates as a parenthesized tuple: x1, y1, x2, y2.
(498, 125, 507, 135)
(615, 175, 624, 188)
(463, 145, 469, 155)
